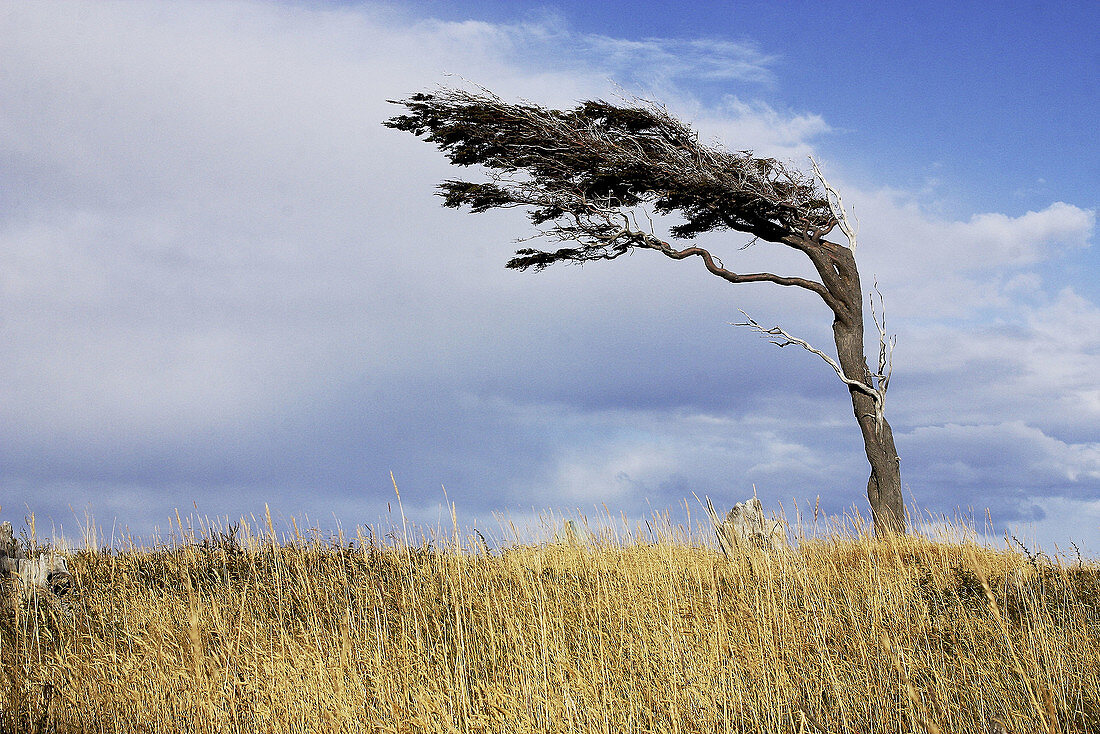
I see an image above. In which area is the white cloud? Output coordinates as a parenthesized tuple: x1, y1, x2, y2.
(688, 97, 831, 161)
(0, 1, 826, 445)
(853, 192, 1093, 301)
(1, 1, 1097, 559)
(578, 35, 778, 85)
(888, 286, 1100, 442)
(410, 13, 779, 88)
(550, 444, 678, 503)
(955, 203, 1094, 266)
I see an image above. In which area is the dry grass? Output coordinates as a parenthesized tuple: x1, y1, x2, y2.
(2, 511, 1099, 734)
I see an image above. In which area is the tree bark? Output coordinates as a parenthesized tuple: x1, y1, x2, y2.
(835, 322, 905, 535)
(827, 248, 905, 535)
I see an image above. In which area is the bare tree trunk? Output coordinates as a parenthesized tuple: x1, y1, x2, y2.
(840, 335, 904, 535)
(830, 261, 905, 535)
(862, 411, 904, 535)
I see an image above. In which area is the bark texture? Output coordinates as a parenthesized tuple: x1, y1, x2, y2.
(829, 268, 904, 533)
(807, 243, 904, 534)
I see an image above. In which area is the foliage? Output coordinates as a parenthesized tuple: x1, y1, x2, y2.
(385, 88, 834, 271)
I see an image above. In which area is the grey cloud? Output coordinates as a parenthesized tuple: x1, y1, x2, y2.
(1, 2, 1098, 556)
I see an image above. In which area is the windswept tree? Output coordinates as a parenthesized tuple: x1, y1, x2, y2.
(385, 87, 905, 535)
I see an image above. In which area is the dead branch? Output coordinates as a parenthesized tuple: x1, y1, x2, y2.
(735, 310, 879, 399)
(734, 309, 891, 431)
(870, 280, 895, 398)
(809, 156, 858, 250)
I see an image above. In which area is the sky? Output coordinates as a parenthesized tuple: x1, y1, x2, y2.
(2, 1, 1098, 554)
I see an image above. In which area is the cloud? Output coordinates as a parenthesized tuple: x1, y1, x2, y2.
(685, 97, 831, 161)
(850, 191, 1094, 317)
(902, 421, 1100, 488)
(886, 286, 1100, 443)
(0, 1, 1097, 557)
(577, 35, 778, 85)
(0, 1, 831, 535)
(1002, 496, 1100, 557)
(955, 203, 1094, 267)
(418, 14, 779, 88)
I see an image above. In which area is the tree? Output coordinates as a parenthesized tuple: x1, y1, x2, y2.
(385, 87, 905, 535)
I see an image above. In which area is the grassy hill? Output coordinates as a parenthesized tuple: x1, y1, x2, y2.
(2, 516, 1099, 733)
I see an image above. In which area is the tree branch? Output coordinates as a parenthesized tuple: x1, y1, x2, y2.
(647, 241, 838, 307)
(486, 176, 838, 306)
(869, 280, 895, 400)
(734, 309, 890, 431)
(735, 310, 878, 396)
(809, 156, 858, 251)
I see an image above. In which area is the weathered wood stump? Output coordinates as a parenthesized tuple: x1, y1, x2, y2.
(0, 521, 24, 565)
(706, 497, 787, 557)
(556, 520, 588, 546)
(0, 521, 72, 603)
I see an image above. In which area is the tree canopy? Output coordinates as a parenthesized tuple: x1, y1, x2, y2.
(385, 88, 837, 269)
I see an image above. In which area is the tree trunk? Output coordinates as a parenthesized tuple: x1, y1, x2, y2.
(848, 369, 905, 535)
(828, 253, 905, 536)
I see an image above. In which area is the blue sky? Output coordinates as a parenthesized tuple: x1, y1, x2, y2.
(388, 1, 1099, 214)
(2, 1, 1098, 553)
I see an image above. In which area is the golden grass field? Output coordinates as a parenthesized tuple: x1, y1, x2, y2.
(2, 509, 1098, 734)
